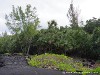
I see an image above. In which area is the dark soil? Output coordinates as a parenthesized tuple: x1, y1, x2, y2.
(0, 54, 99, 75)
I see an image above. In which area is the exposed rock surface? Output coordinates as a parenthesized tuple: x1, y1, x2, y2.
(0, 54, 71, 75)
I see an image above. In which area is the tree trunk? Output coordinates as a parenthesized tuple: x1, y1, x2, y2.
(26, 45, 30, 56)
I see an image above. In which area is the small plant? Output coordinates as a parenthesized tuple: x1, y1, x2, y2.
(57, 63, 76, 72)
(29, 59, 41, 67)
(18, 53, 23, 55)
(4, 53, 11, 55)
(92, 67, 100, 74)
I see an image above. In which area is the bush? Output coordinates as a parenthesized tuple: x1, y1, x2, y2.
(92, 67, 100, 74)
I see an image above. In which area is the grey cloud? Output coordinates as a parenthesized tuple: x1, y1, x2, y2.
(0, 0, 99, 33)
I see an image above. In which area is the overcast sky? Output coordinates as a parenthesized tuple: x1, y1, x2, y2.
(0, 0, 100, 34)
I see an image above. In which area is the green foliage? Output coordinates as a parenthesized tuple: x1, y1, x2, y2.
(84, 17, 100, 34)
(90, 27, 100, 59)
(34, 27, 92, 59)
(5, 4, 39, 34)
(28, 53, 93, 72)
(0, 34, 13, 53)
(0, 4, 99, 61)
(65, 28, 90, 50)
(4, 4, 39, 54)
(92, 27, 100, 44)
(92, 67, 100, 74)
(57, 63, 76, 72)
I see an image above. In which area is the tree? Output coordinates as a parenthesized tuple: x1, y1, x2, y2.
(5, 4, 39, 34)
(67, 0, 79, 28)
(5, 4, 40, 55)
(84, 17, 100, 34)
(48, 20, 58, 29)
(0, 33, 13, 53)
(91, 27, 100, 59)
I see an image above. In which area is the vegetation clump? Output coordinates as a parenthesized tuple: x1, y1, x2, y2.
(28, 53, 94, 73)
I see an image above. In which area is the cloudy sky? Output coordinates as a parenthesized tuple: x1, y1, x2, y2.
(0, 0, 100, 34)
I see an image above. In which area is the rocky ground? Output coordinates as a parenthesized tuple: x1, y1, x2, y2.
(0, 54, 99, 75)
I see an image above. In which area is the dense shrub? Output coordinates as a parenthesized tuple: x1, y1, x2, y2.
(0, 27, 99, 60)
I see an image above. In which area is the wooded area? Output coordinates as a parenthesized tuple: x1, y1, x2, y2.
(0, 4, 100, 60)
